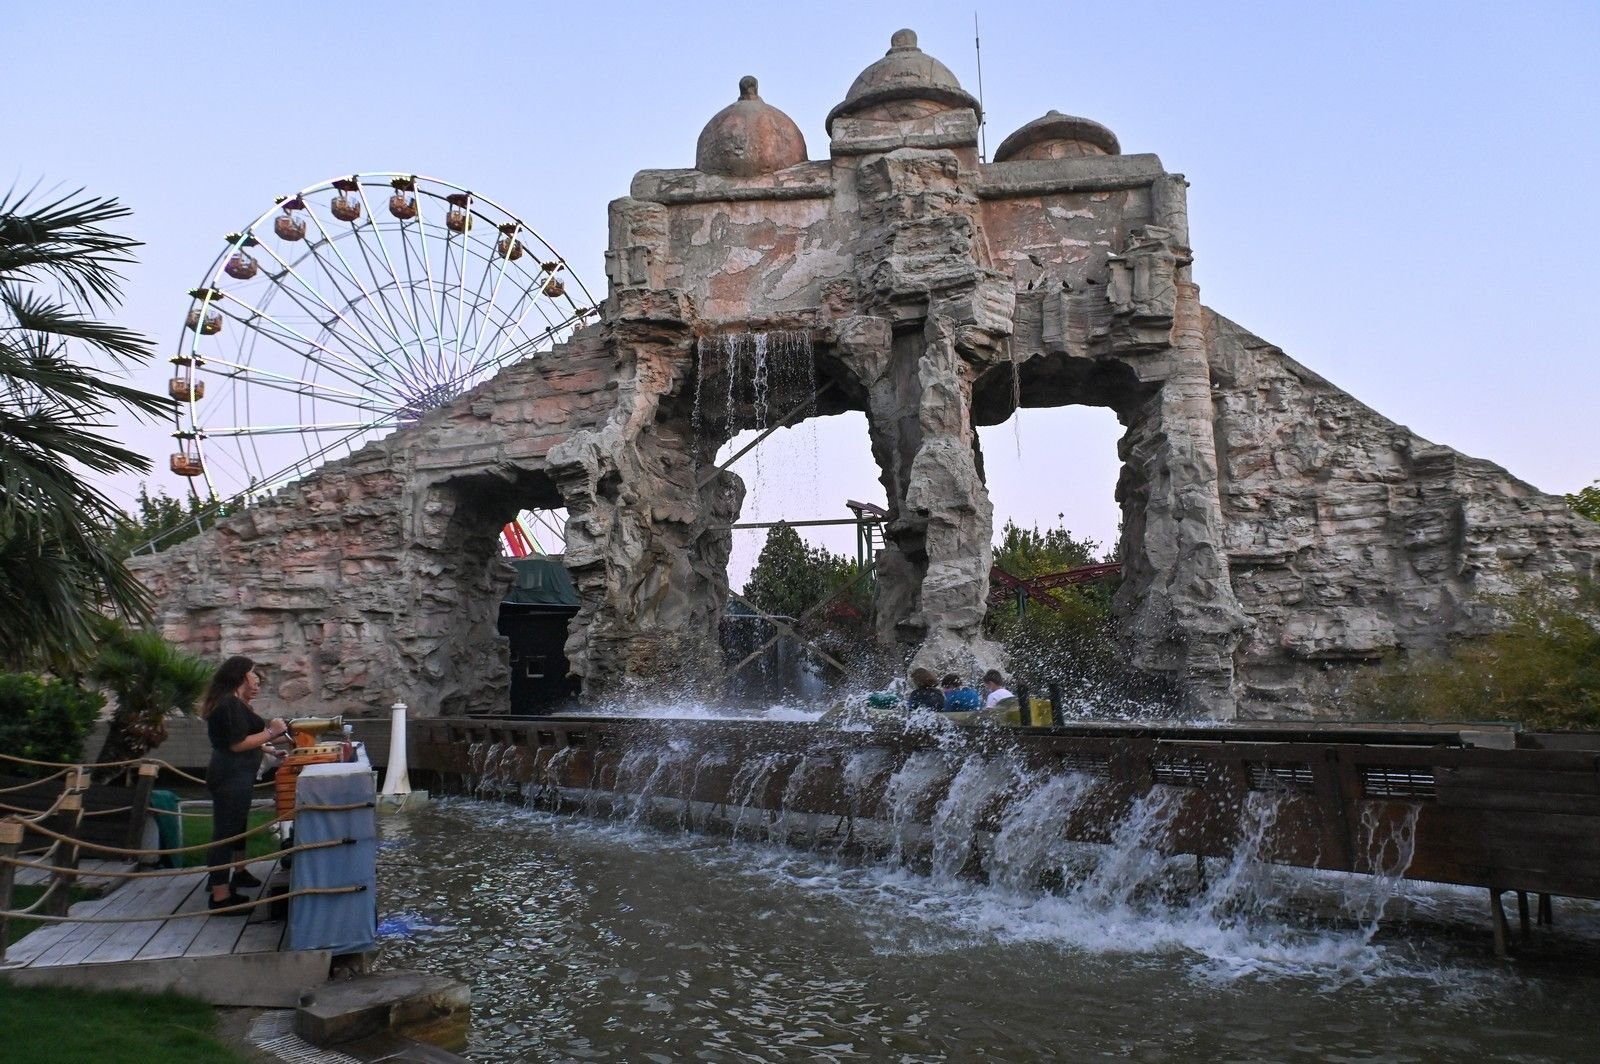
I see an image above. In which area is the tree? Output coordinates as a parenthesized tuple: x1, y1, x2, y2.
(0, 187, 169, 667)
(1349, 578, 1600, 731)
(743, 521, 867, 620)
(107, 484, 229, 559)
(88, 623, 213, 781)
(1570, 481, 1600, 524)
(984, 517, 1174, 712)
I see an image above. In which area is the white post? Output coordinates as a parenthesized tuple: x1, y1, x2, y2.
(382, 701, 412, 795)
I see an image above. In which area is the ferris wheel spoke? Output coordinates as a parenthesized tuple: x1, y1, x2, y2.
(462, 225, 521, 373)
(393, 226, 443, 362)
(395, 222, 449, 382)
(448, 200, 475, 387)
(213, 295, 400, 397)
(249, 240, 401, 370)
(350, 187, 427, 338)
(201, 417, 403, 438)
(347, 214, 430, 360)
(488, 292, 574, 367)
(293, 232, 417, 380)
(197, 360, 396, 415)
(406, 208, 454, 387)
(299, 206, 415, 356)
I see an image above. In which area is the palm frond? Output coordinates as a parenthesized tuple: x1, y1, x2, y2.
(0, 185, 142, 309)
(0, 182, 163, 668)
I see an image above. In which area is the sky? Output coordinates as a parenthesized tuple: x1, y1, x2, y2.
(6, 1, 1597, 586)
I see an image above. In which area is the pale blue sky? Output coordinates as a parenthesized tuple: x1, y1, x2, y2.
(7, 1, 1597, 582)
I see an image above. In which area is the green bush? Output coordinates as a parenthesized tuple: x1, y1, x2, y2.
(1348, 578, 1600, 731)
(0, 672, 104, 772)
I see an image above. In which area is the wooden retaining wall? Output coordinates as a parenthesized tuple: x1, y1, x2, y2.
(410, 716, 1600, 902)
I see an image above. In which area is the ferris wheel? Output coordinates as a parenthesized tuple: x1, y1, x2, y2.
(168, 174, 597, 547)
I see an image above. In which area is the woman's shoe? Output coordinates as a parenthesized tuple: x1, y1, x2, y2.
(231, 868, 262, 888)
(209, 891, 252, 912)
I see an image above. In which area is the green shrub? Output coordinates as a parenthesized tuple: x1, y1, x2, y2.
(0, 672, 104, 772)
(1348, 578, 1600, 731)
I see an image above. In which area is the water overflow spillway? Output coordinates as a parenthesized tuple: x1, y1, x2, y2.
(411, 716, 1600, 950)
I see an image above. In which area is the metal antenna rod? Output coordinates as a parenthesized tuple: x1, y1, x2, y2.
(974, 12, 988, 162)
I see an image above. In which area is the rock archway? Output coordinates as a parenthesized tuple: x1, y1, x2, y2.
(133, 29, 1599, 720)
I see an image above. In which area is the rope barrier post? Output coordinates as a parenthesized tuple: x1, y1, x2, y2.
(0, 817, 22, 960)
(44, 793, 83, 917)
(124, 761, 159, 851)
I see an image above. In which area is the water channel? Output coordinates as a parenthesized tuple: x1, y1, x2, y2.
(376, 797, 1600, 1062)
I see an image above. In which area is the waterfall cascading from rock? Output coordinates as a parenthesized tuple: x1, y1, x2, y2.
(508, 727, 1425, 969)
(693, 330, 818, 513)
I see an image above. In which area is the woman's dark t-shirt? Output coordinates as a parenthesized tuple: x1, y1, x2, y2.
(208, 695, 265, 774)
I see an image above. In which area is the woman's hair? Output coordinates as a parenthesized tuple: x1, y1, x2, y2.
(910, 666, 938, 688)
(198, 655, 254, 718)
(940, 673, 961, 689)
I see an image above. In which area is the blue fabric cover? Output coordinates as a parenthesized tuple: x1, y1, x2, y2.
(289, 747, 377, 954)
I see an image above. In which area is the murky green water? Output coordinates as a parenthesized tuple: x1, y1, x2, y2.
(375, 800, 1599, 1063)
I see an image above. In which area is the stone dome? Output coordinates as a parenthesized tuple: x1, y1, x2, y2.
(993, 110, 1121, 162)
(825, 28, 981, 133)
(695, 76, 808, 178)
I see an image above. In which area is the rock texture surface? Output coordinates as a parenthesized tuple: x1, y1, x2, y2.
(133, 28, 1599, 720)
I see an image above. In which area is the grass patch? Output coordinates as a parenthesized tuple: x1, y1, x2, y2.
(5, 884, 97, 945)
(180, 807, 280, 868)
(0, 984, 247, 1062)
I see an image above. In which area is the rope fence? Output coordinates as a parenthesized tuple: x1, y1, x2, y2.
(0, 742, 379, 958)
(2, 836, 355, 880)
(1, 884, 367, 924)
(0, 769, 72, 793)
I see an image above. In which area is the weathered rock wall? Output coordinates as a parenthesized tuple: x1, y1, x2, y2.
(1207, 312, 1600, 716)
(131, 330, 624, 717)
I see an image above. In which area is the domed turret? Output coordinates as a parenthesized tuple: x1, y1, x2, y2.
(826, 28, 981, 133)
(993, 110, 1121, 162)
(695, 76, 808, 178)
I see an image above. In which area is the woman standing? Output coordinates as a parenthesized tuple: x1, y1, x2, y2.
(197, 656, 287, 910)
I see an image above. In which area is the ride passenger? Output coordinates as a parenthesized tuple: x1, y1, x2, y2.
(939, 674, 982, 712)
(907, 666, 946, 712)
(980, 669, 1015, 709)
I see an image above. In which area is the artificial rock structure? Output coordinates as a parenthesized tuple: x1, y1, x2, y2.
(132, 29, 1600, 719)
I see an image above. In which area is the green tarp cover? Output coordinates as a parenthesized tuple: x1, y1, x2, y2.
(504, 557, 579, 606)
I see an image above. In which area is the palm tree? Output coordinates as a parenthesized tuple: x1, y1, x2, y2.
(88, 623, 213, 781)
(0, 186, 170, 668)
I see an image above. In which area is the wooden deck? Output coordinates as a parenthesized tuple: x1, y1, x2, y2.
(1, 856, 331, 1005)
(15, 857, 138, 895)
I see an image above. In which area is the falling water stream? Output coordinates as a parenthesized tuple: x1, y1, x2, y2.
(695, 330, 821, 522)
(380, 732, 1600, 1062)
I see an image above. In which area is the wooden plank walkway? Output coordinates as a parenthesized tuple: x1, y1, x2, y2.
(14, 857, 139, 895)
(0, 856, 331, 1006)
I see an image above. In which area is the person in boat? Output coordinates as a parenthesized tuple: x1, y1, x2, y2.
(198, 655, 289, 911)
(939, 674, 982, 712)
(907, 666, 946, 712)
(981, 669, 1015, 709)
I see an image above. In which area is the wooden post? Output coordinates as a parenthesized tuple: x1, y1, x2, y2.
(124, 761, 159, 852)
(1490, 888, 1510, 959)
(44, 792, 83, 917)
(1516, 891, 1532, 939)
(1047, 682, 1064, 727)
(0, 817, 22, 960)
(1537, 893, 1554, 927)
(1015, 682, 1032, 727)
